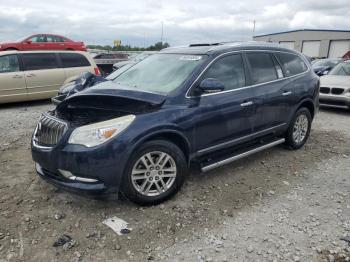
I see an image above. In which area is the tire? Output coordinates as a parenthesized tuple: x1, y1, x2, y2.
(5, 48, 18, 51)
(285, 107, 312, 149)
(121, 140, 187, 205)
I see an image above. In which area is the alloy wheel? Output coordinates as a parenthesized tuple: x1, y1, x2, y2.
(292, 114, 309, 144)
(131, 151, 177, 197)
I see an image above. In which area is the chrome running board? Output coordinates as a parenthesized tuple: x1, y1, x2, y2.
(201, 138, 285, 172)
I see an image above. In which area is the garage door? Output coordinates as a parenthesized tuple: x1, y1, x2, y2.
(328, 40, 350, 58)
(279, 41, 295, 50)
(302, 41, 321, 58)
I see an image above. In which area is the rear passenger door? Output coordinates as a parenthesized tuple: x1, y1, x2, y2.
(245, 52, 289, 133)
(59, 53, 93, 79)
(21, 53, 66, 100)
(0, 54, 27, 103)
(192, 53, 255, 155)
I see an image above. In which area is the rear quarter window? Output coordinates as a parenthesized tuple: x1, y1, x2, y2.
(22, 53, 58, 70)
(59, 53, 91, 68)
(246, 53, 278, 84)
(275, 53, 308, 77)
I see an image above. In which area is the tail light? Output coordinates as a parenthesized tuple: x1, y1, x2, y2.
(94, 67, 101, 76)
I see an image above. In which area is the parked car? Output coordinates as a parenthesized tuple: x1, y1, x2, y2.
(113, 52, 155, 70)
(319, 60, 350, 109)
(312, 58, 343, 76)
(0, 51, 99, 104)
(53, 56, 150, 104)
(31, 42, 319, 205)
(0, 34, 87, 52)
(93, 53, 129, 75)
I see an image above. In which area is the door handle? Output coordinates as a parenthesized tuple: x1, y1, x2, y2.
(240, 101, 253, 107)
(282, 91, 292, 96)
(12, 74, 23, 79)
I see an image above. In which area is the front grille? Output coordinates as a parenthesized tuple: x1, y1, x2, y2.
(34, 113, 67, 147)
(320, 87, 330, 94)
(331, 88, 344, 95)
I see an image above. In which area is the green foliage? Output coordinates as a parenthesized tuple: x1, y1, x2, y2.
(87, 42, 170, 51)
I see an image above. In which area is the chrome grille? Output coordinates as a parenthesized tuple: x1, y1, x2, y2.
(320, 87, 330, 94)
(331, 88, 344, 95)
(34, 114, 67, 147)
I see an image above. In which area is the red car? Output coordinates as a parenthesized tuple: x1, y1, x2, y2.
(0, 34, 87, 51)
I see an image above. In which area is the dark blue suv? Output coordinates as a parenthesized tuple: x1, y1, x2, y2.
(31, 42, 319, 205)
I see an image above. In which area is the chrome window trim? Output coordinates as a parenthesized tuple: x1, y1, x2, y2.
(185, 49, 310, 98)
(197, 123, 287, 155)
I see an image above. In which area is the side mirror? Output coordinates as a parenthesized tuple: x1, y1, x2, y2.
(199, 78, 225, 93)
(26, 40, 32, 44)
(322, 66, 331, 75)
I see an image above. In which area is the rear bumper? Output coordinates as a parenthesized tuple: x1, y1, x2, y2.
(319, 93, 350, 108)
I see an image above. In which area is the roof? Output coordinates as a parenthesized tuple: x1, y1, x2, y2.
(254, 29, 350, 38)
(0, 50, 88, 56)
(160, 41, 299, 55)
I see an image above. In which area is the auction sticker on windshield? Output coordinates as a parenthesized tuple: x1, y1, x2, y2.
(179, 55, 202, 61)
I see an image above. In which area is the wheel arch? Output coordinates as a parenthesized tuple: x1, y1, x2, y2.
(5, 47, 18, 51)
(297, 98, 315, 119)
(133, 130, 191, 165)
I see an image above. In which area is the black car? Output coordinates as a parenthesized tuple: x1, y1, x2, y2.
(31, 42, 319, 205)
(312, 58, 343, 76)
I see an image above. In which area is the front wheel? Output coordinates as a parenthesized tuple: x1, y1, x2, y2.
(121, 140, 187, 205)
(285, 107, 312, 149)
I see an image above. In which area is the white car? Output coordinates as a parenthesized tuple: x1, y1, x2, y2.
(0, 50, 99, 104)
(319, 60, 350, 110)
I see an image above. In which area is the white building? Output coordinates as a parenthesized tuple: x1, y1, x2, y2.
(253, 29, 350, 58)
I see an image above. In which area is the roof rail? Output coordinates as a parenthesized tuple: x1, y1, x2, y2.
(189, 43, 222, 47)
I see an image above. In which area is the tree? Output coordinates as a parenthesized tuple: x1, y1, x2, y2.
(87, 42, 170, 51)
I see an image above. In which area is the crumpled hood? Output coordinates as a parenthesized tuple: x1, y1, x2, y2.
(55, 81, 167, 125)
(320, 75, 350, 88)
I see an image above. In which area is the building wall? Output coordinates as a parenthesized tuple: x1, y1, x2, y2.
(253, 30, 350, 58)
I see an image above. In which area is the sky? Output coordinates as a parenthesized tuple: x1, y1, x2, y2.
(0, 0, 349, 47)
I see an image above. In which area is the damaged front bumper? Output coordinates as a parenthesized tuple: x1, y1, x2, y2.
(31, 131, 130, 196)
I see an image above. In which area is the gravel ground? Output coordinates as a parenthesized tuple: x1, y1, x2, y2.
(0, 101, 350, 262)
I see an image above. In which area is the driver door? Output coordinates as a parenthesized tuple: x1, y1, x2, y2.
(22, 35, 47, 51)
(191, 53, 255, 155)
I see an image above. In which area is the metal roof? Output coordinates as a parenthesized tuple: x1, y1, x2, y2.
(254, 29, 350, 38)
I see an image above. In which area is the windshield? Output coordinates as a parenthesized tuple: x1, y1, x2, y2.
(312, 59, 341, 68)
(106, 63, 135, 80)
(16, 36, 29, 42)
(113, 54, 205, 94)
(329, 62, 350, 76)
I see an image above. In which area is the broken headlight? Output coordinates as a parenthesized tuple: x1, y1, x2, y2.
(68, 115, 135, 147)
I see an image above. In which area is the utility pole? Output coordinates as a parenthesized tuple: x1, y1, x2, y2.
(161, 21, 164, 45)
(252, 20, 256, 39)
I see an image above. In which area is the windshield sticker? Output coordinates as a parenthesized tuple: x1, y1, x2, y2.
(179, 55, 202, 61)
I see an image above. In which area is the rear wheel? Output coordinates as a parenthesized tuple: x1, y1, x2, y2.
(121, 140, 187, 205)
(285, 107, 312, 149)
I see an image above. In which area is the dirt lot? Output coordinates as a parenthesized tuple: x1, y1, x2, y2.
(0, 101, 350, 262)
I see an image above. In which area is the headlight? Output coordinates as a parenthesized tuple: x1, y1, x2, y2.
(68, 115, 135, 147)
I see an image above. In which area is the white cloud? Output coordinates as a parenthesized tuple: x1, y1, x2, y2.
(0, 0, 349, 46)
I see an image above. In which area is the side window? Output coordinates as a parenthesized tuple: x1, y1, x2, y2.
(22, 53, 58, 70)
(201, 54, 246, 91)
(59, 53, 91, 68)
(0, 55, 20, 73)
(46, 36, 55, 42)
(246, 53, 278, 84)
(275, 53, 308, 77)
(30, 35, 46, 43)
